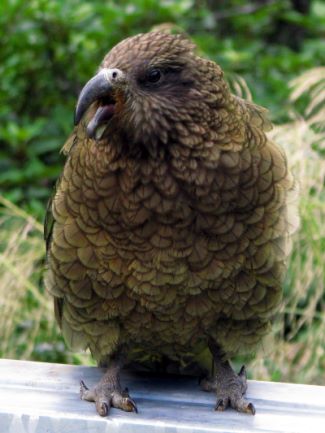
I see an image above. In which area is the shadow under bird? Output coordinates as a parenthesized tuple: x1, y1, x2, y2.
(44, 31, 299, 417)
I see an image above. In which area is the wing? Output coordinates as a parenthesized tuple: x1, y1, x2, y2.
(44, 130, 78, 327)
(44, 129, 78, 245)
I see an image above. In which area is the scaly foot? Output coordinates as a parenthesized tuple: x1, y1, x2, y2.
(80, 380, 137, 416)
(201, 365, 255, 415)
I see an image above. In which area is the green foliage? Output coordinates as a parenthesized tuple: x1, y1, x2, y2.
(1, 0, 325, 215)
(0, 0, 197, 215)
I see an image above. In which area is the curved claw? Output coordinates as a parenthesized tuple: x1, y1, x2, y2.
(121, 387, 138, 412)
(247, 402, 256, 415)
(110, 389, 138, 413)
(80, 380, 95, 401)
(80, 380, 88, 392)
(232, 396, 256, 415)
(215, 398, 229, 411)
(125, 397, 138, 413)
(237, 365, 248, 394)
(238, 365, 247, 378)
(97, 401, 110, 417)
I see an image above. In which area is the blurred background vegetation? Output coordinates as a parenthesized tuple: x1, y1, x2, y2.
(0, 0, 324, 383)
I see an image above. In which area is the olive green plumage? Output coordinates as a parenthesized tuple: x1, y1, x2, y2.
(44, 32, 298, 373)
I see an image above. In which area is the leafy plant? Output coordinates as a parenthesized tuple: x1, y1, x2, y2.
(1, 0, 325, 216)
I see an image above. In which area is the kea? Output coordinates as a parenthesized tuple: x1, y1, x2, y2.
(44, 32, 298, 417)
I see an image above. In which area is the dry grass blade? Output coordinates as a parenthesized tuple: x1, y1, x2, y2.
(290, 67, 325, 103)
(290, 67, 325, 139)
(251, 69, 325, 384)
(0, 196, 94, 364)
(228, 73, 253, 101)
(0, 195, 52, 359)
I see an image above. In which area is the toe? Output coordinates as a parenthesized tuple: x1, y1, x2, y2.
(247, 402, 256, 415)
(237, 366, 248, 394)
(80, 381, 112, 416)
(111, 391, 138, 412)
(232, 396, 256, 415)
(96, 400, 110, 417)
(124, 397, 138, 413)
(80, 380, 95, 402)
(215, 397, 229, 411)
(238, 365, 247, 379)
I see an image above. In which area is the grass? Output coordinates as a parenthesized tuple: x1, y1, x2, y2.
(0, 195, 93, 365)
(0, 68, 324, 383)
(250, 67, 325, 384)
(251, 114, 325, 384)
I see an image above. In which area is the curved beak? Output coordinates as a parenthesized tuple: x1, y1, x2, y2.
(74, 68, 125, 137)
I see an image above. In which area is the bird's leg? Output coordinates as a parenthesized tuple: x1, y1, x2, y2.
(201, 340, 255, 415)
(80, 353, 137, 416)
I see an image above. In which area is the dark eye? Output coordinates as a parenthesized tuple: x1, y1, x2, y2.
(146, 69, 162, 83)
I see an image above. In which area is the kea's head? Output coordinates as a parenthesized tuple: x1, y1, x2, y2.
(75, 32, 230, 153)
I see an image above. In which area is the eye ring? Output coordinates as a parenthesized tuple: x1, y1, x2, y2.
(146, 68, 162, 83)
